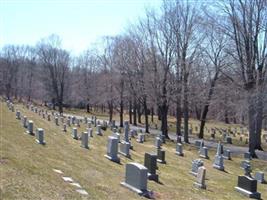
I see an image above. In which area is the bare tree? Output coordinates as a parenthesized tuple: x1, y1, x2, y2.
(221, 0, 267, 156)
(37, 34, 70, 113)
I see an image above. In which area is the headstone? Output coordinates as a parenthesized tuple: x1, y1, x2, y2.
(193, 166, 206, 189)
(76, 119, 80, 127)
(136, 134, 145, 143)
(124, 121, 129, 142)
(112, 132, 120, 142)
(175, 143, 184, 156)
(190, 159, 204, 176)
(94, 117, 97, 127)
(223, 149, 232, 160)
(87, 128, 93, 137)
(72, 128, 78, 139)
(47, 114, 51, 121)
(67, 118, 71, 126)
(120, 162, 148, 195)
(254, 172, 265, 184)
(42, 113, 46, 119)
(62, 124, 67, 132)
(235, 176, 261, 199)
(81, 132, 89, 149)
(104, 136, 120, 163)
(177, 135, 182, 144)
(119, 141, 131, 158)
(155, 137, 162, 149)
(244, 152, 252, 160)
(226, 136, 232, 144)
(71, 116, 75, 124)
(22, 116, 27, 128)
(199, 147, 209, 159)
(195, 140, 204, 149)
(213, 142, 224, 171)
(16, 110, 21, 120)
(96, 125, 102, 136)
(144, 153, 158, 182)
(84, 117, 88, 124)
(87, 122, 92, 128)
(26, 120, 34, 135)
(157, 149, 166, 164)
(241, 160, 251, 169)
(35, 128, 45, 144)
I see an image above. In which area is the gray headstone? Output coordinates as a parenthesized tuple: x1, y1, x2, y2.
(112, 132, 120, 143)
(124, 121, 129, 142)
(26, 120, 34, 135)
(72, 128, 78, 139)
(16, 110, 21, 120)
(62, 124, 67, 132)
(81, 132, 89, 149)
(175, 143, 184, 156)
(119, 141, 131, 158)
(190, 159, 204, 176)
(96, 125, 102, 136)
(22, 116, 27, 128)
(199, 147, 209, 159)
(120, 162, 148, 195)
(194, 166, 206, 189)
(155, 137, 162, 149)
(223, 149, 232, 160)
(35, 128, 45, 144)
(87, 128, 93, 137)
(136, 134, 145, 143)
(144, 153, 158, 182)
(105, 136, 120, 163)
(254, 172, 265, 183)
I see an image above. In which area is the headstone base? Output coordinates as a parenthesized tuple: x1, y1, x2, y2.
(25, 131, 34, 136)
(213, 164, 224, 171)
(147, 173, 158, 182)
(119, 151, 131, 158)
(120, 182, 148, 196)
(235, 187, 261, 199)
(35, 139, 46, 145)
(175, 151, 184, 156)
(193, 182, 206, 189)
(104, 155, 120, 163)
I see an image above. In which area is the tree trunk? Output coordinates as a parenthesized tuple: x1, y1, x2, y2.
(247, 93, 258, 158)
(133, 97, 137, 126)
(151, 107, 154, 123)
(183, 78, 189, 143)
(120, 98, 123, 127)
(129, 98, 132, 124)
(137, 102, 142, 124)
(143, 96, 149, 133)
(160, 103, 169, 139)
(108, 101, 113, 122)
(176, 99, 182, 136)
(255, 91, 263, 150)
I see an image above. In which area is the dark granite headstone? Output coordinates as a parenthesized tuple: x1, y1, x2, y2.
(157, 149, 166, 164)
(235, 176, 261, 199)
(144, 153, 158, 182)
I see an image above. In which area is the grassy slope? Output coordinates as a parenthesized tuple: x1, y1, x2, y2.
(0, 102, 266, 200)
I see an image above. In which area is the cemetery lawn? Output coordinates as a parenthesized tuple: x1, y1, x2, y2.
(66, 108, 267, 149)
(1, 102, 267, 200)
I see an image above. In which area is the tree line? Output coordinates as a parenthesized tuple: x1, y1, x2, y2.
(0, 0, 266, 157)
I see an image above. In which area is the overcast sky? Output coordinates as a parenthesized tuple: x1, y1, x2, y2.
(1, 0, 161, 55)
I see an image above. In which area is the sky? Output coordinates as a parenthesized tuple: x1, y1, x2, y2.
(1, 0, 161, 55)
